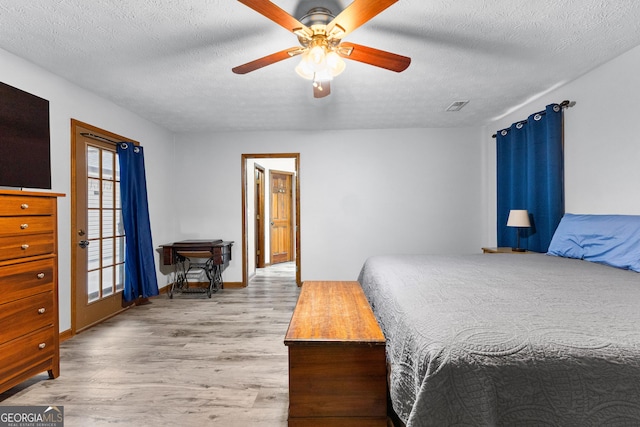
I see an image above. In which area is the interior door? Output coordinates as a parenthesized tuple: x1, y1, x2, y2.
(270, 170, 293, 264)
(72, 120, 132, 332)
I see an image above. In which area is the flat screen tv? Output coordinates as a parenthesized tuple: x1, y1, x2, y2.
(0, 81, 51, 190)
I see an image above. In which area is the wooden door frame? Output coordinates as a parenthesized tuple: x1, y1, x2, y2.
(254, 164, 266, 268)
(241, 153, 301, 287)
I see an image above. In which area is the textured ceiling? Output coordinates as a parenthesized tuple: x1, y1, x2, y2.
(1, 1, 640, 133)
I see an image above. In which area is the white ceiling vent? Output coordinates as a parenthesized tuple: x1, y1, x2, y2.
(446, 100, 469, 112)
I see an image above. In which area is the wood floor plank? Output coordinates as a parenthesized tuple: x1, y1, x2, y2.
(0, 262, 300, 427)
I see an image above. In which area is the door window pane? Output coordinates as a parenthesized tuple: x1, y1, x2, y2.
(88, 179, 100, 208)
(102, 238, 114, 266)
(102, 180, 114, 209)
(87, 147, 100, 178)
(115, 236, 125, 263)
(102, 266, 114, 297)
(88, 270, 100, 303)
(102, 210, 114, 238)
(102, 151, 114, 180)
(116, 264, 125, 292)
(88, 243, 100, 271)
(87, 210, 100, 239)
(115, 182, 121, 210)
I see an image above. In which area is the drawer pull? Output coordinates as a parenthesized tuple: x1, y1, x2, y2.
(38, 343, 46, 350)
(38, 308, 46, 314)
(21, 244, 30, 250)
(21, 203, 29, 209)
(20, 223, 29, 229)
(37, 272, 46, 279)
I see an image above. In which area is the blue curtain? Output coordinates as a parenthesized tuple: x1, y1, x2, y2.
(496, 104, 564, 252)
(118, 143, 159, 303)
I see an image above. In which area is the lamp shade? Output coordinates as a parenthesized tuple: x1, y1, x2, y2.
(507, 209, 531, 228)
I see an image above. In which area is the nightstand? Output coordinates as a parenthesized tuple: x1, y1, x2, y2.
(482, 247, 534, 254)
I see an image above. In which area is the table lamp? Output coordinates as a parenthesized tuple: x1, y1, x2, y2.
(507, 209, 530, 252)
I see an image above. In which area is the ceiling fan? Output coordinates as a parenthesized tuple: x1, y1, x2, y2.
(232, 0, 411, 98)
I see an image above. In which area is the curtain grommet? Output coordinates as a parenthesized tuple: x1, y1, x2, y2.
(534, 113, 542, 121)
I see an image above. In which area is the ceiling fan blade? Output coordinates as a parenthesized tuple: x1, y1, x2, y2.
(326, 0, 398, 39)
(313, 80, 331, 98)
(232, 47, 304, 74)
(339, 42, 410, 72)
(238, 0, 312, 37)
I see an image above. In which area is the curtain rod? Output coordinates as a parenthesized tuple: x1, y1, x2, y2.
(491, 100, 573, 138)
(80, 132, 121, 145)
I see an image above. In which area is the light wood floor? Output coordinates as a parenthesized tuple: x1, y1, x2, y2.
(0, 262, 300, 426)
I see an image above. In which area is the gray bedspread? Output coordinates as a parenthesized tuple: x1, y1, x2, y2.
(358, 254, 640, 427)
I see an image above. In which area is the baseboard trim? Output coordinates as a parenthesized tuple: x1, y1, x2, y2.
(59, 329, 73, 343)
(223, 282, 244, 288)
(160, 281, 246, 291)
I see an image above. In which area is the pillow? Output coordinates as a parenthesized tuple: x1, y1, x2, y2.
(547, 213, 640, 272)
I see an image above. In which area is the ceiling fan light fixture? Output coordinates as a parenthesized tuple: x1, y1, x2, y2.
(295, 62, 333, 82)
(325, 51, 346, 77)
(308, 45, 327, 69)
(295, 45, 345, 82)
(295, 56, 315, 80)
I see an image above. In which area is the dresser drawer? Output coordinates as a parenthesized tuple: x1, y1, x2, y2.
(0, 195, 54, 216)
(0, 233, 55, 261)
(0, 258, 55, 305)
(0, 216, 55, 237)
(0, 326, 55, 386)
(0, 292, 54, 344)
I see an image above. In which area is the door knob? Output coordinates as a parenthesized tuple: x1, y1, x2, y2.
(78, 240, 90, 249)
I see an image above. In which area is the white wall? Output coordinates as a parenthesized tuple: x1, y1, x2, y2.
(0, 48, 175, 333)
(482, 44, 640, 246)
(173, 127, 484, 283)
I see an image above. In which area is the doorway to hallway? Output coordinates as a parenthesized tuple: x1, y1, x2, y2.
(241, 154, 300, 287)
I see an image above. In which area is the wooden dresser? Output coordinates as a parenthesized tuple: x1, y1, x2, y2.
(0, 189, 64, 394)
(285, 281, 387, 427)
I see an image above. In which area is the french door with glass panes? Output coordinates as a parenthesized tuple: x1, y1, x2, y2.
(72, 121, 133, 332)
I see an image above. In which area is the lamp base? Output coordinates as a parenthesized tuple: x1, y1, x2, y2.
(512, 247, 526, 252)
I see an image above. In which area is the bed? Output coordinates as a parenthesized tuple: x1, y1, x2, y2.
(358, 214, 640, 426)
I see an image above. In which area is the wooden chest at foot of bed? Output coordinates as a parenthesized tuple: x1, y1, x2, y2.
(285, 281, 387, 427)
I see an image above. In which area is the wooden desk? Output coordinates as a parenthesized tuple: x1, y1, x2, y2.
(160, 240, 233, 297)
(285, 281, 387, 426)
(482, 247, 534, 254)
(161, 239, 233, 266)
